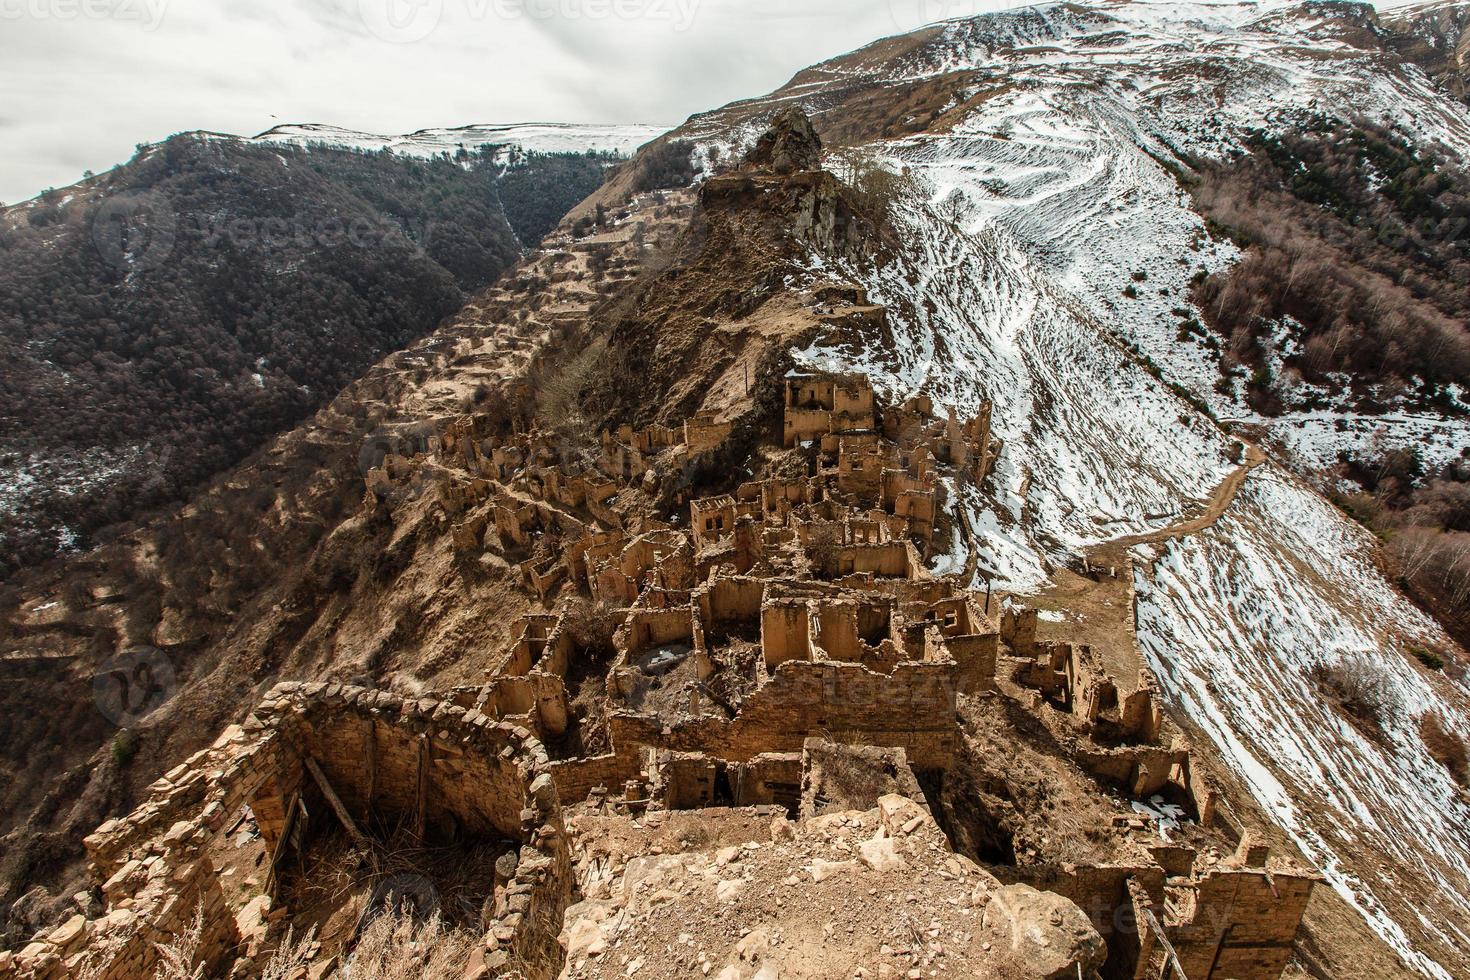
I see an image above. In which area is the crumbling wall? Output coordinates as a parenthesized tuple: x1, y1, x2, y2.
(696, 576, 765, 631)
(761, 599, 812, 667)
(611, 659, 957, 768)
(1167, 870, 1317, 980)
(9, 685, 575, 980)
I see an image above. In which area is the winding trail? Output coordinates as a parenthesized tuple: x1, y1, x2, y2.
(1090, 444, 1266, 556)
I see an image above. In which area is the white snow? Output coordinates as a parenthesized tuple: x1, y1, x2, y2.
(231, 122, 669, 163)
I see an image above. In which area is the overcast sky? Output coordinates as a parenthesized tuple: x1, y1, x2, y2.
(0, 0, 1010, 203)
(0, 0, 1416, 204)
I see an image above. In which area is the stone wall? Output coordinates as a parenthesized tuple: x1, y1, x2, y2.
(611, 658, 958, 768)
(1167, 870, 1317, 980)
(3, 685, 575, 980)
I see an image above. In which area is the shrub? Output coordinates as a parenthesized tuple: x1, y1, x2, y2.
(806, 523, 843, 578)
(110, 730, 139, 767)
(1307, 653, 1399, 739)
(561, 597, 623, 659)
(1410, 646, 1446, 672)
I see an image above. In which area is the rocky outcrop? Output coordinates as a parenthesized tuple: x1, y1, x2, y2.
(744, 108, 824, 175)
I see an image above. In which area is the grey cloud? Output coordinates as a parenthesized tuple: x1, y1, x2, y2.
(7, 0, 1353, 203)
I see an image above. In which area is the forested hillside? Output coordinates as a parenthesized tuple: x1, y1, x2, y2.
(1188, 119, 1470, 645)
(0, 136, 618, 576)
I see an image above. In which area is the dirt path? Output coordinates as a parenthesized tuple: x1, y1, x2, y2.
(1090, 444, 1266, 556)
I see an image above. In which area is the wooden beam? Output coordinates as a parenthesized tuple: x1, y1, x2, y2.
(304, 756, 371, 852)
(364, 720, 377, 814)
(265, 789, 301, 900)
(412, 736, 430, 840)
(1143, 908, 1191, 980)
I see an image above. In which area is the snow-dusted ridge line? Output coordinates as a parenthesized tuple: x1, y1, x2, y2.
(232, 122, 670, 160)
(3, 122, 673, 213)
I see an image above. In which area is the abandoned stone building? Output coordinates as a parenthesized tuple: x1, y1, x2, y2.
(2, 368, 1319, 980)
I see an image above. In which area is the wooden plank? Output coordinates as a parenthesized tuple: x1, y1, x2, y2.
(412, 736, 430, 840)
(304, 756, 370, 852)
(1143, 908, 1190, 980)
(265, 790, 300, 900)
(364, 720, 377, 814)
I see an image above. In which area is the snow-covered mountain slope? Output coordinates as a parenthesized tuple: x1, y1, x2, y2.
(669, 1, 1470, 974)
(235, 121, 668, 162)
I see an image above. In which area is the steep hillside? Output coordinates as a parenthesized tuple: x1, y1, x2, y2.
(1385, 0, 1470, 103)
(0, 133, 641, 578)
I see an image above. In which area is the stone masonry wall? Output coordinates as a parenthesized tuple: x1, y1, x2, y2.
(1, 685, 575, 980)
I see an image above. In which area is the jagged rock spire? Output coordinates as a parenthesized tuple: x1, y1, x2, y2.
(744, 106, 823, 175)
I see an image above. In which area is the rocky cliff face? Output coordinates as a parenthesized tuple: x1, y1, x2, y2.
(1385, 0, 1470, 105)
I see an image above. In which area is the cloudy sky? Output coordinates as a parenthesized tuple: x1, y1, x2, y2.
(0, 0, 1035, 203)
(2, 0, 1424, 205)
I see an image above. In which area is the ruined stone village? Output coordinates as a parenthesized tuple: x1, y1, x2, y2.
(1, 353, 1320, 979)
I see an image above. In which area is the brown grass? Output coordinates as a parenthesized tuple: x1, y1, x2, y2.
(259, 925, 318, 980)
(1419, 713, 1469, 787)
(347, 910, 481, 980)
(152, 904, 206, 980)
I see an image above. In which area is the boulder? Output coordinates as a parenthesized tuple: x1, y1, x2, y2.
(979, 884, 1105, 980)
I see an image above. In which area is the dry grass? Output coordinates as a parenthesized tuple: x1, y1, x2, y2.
(259, 924, 318, 980)
(1419, 713, 1469, 787)
(347, 910, 481, 980)
(152, 904, 206, 980)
